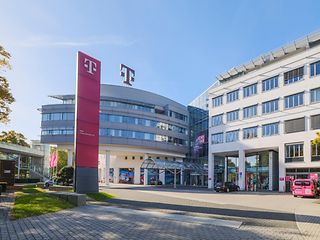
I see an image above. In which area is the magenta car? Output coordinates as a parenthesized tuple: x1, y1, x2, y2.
(292, 179, 319, 198)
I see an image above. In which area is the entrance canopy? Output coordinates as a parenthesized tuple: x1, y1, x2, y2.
(141, 158, 206, 173)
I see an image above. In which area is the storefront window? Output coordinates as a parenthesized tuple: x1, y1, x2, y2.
(227, 157, 238, 184)
(245, 152, 269, 191)
(119, 168, 134, 184)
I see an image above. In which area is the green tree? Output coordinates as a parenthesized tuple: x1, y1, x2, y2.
(0, 46, 15, 123)
(57, 150, 68, 172)
(0, 130, 30, 147)
(56, 166, 74, 185)
(312, 132, 320, 145)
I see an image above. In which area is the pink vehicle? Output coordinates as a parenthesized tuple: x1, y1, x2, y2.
(292, 179, 319, 198)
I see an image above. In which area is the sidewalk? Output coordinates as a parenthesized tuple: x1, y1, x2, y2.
(0, 191, 14, 223)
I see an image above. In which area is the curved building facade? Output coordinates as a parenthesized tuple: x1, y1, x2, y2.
(40, 84, 188, 185)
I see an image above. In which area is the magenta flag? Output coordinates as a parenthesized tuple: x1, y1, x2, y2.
(49, 152, 58, 168)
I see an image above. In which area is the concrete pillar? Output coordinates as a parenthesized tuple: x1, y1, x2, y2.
(180, 169, 184, 185)
(144, 169, 149, 185)
(134, 167, 141, 184)
(268, 151, 273, 191)
(305, 138, 312, 163)
(174, 168, 177, 189)
(17, 154, 21, 179)
(105, 151, 110, 186)
(143, 154, 149, 185)
(278, 143, 286, 192)
(224, 157, 228, 182)
(208, 153, 214, 189)
(238, 150, 245, 190)
(114, 168, 119, 184)
(67, 149, 72, 166)
(159, 170, 165, 185)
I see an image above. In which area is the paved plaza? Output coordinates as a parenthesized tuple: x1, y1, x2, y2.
(0, 185, 320, 239)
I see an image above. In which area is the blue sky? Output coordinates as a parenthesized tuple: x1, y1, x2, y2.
(1, 0, 320, 141)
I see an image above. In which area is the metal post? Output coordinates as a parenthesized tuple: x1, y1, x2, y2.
(174, 168, 177, 189)
(17, 154, 21, 179)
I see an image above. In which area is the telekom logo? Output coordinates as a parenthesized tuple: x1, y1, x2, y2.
(84, 58, 97, 75)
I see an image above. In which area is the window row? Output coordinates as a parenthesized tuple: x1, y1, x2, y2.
(100, 114, 187, 134)
(212, 114, 320, 144)
(211, 90, 320, 126)
(42, 112, 187, 134)
(99, 129, 187, 146)
(211, 122, 279, 144)
(41, 128, 188, 146)
(212, 61, 320, 108)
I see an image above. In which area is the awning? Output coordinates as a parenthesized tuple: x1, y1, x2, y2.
(141, 158, 207, 174)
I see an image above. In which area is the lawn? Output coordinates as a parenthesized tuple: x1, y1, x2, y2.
(87, 192, 115, 201)
(11, 187, 74, 220)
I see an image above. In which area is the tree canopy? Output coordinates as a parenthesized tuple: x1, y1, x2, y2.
(0, 46, 15, 123)
(312, 132, 320, 145)
(0, 130, 30, 147)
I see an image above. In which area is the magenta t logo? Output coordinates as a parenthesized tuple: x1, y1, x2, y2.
(84, 58, 97, 75)
(120, 64, 135, 86)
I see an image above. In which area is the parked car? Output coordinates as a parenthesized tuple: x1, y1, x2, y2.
(150, 180, 163, 185)
(44, 179, 56, 188)
(214, 182, 240, 192)
(292, 179, 320, 198)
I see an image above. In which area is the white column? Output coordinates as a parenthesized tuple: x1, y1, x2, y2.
(144, 169, 149, 185)
(279, 143, 286, 192)
(134, 167, 141, 184)
(143, 154, 149, 185)
(180, 169, 184, 185)
(208, 153, 214, 189)
(173, 168, 177, 189)
(17, 154, 21, 179)
(238, 150, 245, 190)
(268, 151, 273, 191)
(105, 151, 110, 186)
(67, 149, 72, 166)
(114, 168, 119, 184)
(159, 170, 165, 185)
(224, 157, 228, 182)
(304, 138, 312, 164)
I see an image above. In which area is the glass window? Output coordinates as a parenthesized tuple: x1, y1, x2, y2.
(284, 117, 305, 134)
(310, 87, 320, 103)
(98, 128, 187, 146)
(285, 143, 304, 162)
(284, 92, 304, 109)
(100, 100, 155, 113)
(227, 90, 239, 103)
(284, 67, 304, 85)
(211, 132, 224, 144)
(212, 114, 223, 126)
(243, 105, 258, 119)
(310, 61, 320, 77)
(262, 122, 279, 136)
(226, 130, 239, 142)
(212, 95, 223, 107)
(243, 83, 257, 98)
(227, 109, 239, 122)
(243, 126, 258, 139)
(262, 76, 279, 92)
(262, 99, 279, 114)
(99, 114, 186, 134)
(311, 114, 320, 130)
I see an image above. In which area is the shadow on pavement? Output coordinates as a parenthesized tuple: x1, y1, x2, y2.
(105, 197, 320, 225)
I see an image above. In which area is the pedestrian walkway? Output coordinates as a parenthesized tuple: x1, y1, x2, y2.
(0, 191, 14, 224)
(0, 205, 303, 240)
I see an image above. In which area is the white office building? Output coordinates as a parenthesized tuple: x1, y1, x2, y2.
(208, 31, 320, 192)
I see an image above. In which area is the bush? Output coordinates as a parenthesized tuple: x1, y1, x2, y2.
(56, 166, 74, 186)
